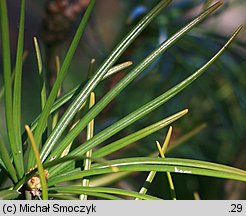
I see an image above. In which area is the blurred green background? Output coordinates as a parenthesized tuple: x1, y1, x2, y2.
(0, 0, 245, 199)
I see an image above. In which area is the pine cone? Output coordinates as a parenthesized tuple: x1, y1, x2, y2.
(41, 0, 89, 45)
